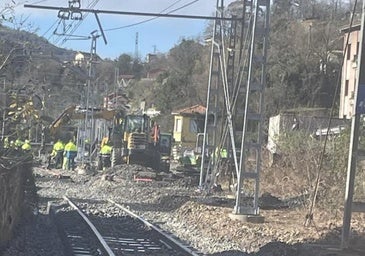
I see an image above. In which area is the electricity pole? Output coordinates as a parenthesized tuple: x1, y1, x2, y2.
(80, 31, 99, 166)
(1, 78, 5, 139)
(342, 0, 365, 248)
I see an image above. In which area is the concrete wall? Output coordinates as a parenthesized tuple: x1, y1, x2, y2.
(0, 165, 30, 249)
(267, 112, 349, 154)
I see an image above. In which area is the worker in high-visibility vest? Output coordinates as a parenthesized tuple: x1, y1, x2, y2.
(220, 148, 228, 159)
(14, 138, 23, 150)
(100, 142, 112, 170)
(51, 139, 65, 169)
(214, 147, 228, 163)
(3, 137, 9, 149)
(21, 140, 32, 151)
(63, 140, 77, 171)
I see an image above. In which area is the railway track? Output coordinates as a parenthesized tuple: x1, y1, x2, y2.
(49, 196, 201, 256)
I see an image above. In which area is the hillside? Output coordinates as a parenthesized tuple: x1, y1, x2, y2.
(0, 25, 113, 119)
(0, 25, 75, 61)
(0, 24, 196, 140)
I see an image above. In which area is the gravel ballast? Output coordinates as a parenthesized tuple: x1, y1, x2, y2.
(2, 163, 365, 256)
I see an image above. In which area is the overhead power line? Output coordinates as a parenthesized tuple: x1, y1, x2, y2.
(24, 4, 243, 21)
(105, 0, 194, 31)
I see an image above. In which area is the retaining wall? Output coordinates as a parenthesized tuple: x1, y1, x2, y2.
(0, 165, 31, 249)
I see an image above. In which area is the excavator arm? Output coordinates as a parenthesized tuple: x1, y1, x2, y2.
(49, 105, 117, 137)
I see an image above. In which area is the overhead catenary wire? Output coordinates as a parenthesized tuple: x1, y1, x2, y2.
(49, 0, 100, 45)
(24, 4, 243, 21)
(24, 0, 242, 58)
(42, 18, 59, 38)
(30, 0, 198, 42)
(105, 0, 193, 31)
(58, 0, 100, 45)
(304, 0, 359, 227)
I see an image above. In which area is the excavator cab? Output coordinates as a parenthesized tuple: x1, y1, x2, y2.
(123, 114, 150, 151)
(118, 114, 160, 169)
(110, 114, 170, 171)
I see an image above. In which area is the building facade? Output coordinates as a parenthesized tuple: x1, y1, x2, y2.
(340, 24, 361, 119)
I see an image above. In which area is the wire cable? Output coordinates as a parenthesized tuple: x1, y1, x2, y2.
(105, 0, 199, 32)
(41, 18, 59, 38)
(304, 0, 358, 227)
(59, 0, 100, 45)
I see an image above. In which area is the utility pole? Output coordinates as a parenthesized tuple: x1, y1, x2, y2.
(341, 0, 365, 248)
(135, 32, 139, 61)
(1, 78, 5, 139)
(81, 30, 99, 166)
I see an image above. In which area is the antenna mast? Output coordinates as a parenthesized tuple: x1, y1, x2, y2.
(135, 32, 139, 61)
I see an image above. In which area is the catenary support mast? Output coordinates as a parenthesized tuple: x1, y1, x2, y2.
(342, 0, 365, 248)
(200, 0, 270, 219)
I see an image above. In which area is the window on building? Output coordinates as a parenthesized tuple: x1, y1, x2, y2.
(357, 42, 360, 56)
(189, 119, 197, 133)
(190, 119, 204, 133)
(345, 80, 349, 97)
(347, 44, 351, 60)
(175, 118, 182, 132)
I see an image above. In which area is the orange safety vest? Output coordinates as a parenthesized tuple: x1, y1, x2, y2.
(151, 124, 160, 144)
(101, 137, 109, 148)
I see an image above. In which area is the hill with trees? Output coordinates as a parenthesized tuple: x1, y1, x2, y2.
(0, 0, 361, 136)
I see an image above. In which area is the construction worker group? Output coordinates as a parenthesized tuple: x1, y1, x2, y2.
(2, 137, 32, 152)
(49, 139, 78, 170)
(48, 137, 113, 171)
(2, 135, 113, 172)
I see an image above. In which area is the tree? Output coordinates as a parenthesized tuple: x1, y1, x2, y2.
(153, 39, 207, 113)
(169, 39, 204, 75)
(265, 0, 349, 117)
(116, 53, 133, 75)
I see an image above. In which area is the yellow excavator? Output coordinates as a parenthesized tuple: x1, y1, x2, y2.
(49, 105, 172, 171)
(110, 113, 172, 171)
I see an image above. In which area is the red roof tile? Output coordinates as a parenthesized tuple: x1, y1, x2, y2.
(172, 104, 206, 115)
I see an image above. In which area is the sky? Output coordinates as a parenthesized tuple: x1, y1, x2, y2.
(2, 0, 236, 60)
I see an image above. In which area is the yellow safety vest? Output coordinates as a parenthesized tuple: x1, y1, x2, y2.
(64, 142, 77, 152)
(100, 145, 112, 155)
(22, 143, 31, 151)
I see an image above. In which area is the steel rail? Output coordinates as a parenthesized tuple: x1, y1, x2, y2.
(108, 199, 201, 256)
(63, 196, 116, 256)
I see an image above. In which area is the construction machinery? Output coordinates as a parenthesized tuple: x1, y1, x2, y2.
(48, 104, 171, 171)
(110, 113, 171, 171)
(48, 105, 117, 163)
(49, 105, 115, 138)
(159, 132, 173, 172)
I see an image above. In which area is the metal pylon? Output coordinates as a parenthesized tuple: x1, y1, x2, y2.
(199, 0, 225, 188)
(211, 12, 241, 187)
(212, 0, 255, 186)
(199, 0, 253, 189)
(234, 0, 270, 216)
(80, 31, 99, 165)
(200, 0, 270, 218)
